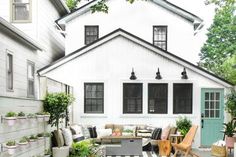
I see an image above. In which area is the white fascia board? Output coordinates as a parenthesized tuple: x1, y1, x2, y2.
(39, 30, 232, 88)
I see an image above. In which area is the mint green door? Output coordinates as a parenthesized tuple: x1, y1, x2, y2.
(201, 89, 224, 146)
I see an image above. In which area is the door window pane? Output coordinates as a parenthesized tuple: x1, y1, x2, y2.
(12, 0, 31, 22)
(204, 92, 221, 118)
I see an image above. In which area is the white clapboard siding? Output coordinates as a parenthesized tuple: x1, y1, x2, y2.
(0, 96, 50, 157)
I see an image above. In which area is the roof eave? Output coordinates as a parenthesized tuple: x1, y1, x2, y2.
(0, 17, 44, 51)
(51, 0, 70, 16)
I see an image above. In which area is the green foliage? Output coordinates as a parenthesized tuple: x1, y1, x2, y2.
(176, 116, 192, 137)
(37, 133, 44, 138)
(223, 120, 236, 137)
(6, 140, 16, 146)
(70, 141, 92, 157)
(27, 113, 36, 118)
(43, 93, 75, 131)
(91, 0, 108, 13)
(221, 55, 236, 84)
(225, 90, 236, 118)
(19, 137, 28, 143)
(5, 112, 17, 117)
(66, 0, 79, 11)
(29, 135, 38, 140)
(123, 129, 133, 133)
(18, 111, 25, 117)
(199, 0, 236, 84)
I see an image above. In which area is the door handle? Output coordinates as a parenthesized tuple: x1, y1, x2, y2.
(201, 113, 204, 128)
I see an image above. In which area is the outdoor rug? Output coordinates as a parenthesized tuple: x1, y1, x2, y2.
(106, 151, 158, 157)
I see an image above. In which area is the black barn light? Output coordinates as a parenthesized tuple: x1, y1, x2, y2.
(181, 67, 188, 79)
(130, 68, 137, 80)
(155, 68, 162, 80)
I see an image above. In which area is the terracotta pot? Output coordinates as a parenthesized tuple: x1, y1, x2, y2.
(225, 136, 236, 148)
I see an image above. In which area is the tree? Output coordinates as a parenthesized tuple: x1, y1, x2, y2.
(199, 0, 236, 84)
(66, 0, 144, 12)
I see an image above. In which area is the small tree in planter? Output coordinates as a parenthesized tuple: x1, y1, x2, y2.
(43, 92, 74, 157)
(17, 111, 26, 123)
(4, 112, 17, 126)
(5, 140, 17, 155)
(223, 121, 236, 149)
(176, 116, 192, 137)
(18, 136, 29, 150)
(225, 90, 236, 119)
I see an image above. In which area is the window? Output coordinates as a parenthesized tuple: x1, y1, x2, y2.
(6, 53, 13, 91)
(85, 26, 99, 45)
(123, 83, 142, 114)
(173, 84, 193, 114)
(11, 0, 31, 22)
(204, 92, 221, 118)
(153, 26, 167, 50)
(84, 83, 104, 113)
(148, 84, 168, 114)
(27, 61, 35, 97)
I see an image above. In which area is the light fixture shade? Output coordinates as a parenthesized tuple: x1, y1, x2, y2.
(130, 68, 137, 80)
(155, 68, 162, 80)
(181, 67, 188, 79)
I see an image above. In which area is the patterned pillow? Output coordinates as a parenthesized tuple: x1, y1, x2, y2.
(151, 128, 162, 140)
(62, 128, 73, 147)
(82, 126, 91, 139)
(88, 126, 97, 138)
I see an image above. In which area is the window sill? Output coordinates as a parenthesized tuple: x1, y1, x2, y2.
(120, 114, 197, 118)
(80, 114, 108, 118)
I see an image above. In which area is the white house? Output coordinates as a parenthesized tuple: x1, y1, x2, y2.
(38, 0, 234, 148)
(0, 1, 71, 156)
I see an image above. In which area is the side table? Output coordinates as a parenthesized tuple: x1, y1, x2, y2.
(169, 134, 183, 144)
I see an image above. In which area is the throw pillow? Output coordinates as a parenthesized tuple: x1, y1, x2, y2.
(151, 128, 162, 140)
(123, 125, 136, 136)
(161, 126, 171, 140)
(82, 126, 91, 139)
(70, 125, 83, 135)
(88, 126, 97, 138)
(53, 130, 65, 147)
(62, 128, 73, 147)
(96, 128, 112, 138)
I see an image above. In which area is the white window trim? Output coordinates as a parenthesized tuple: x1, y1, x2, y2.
(6, 50, 14, 92)
(27, 60, 35, 98)
(11, 0, 32, 23)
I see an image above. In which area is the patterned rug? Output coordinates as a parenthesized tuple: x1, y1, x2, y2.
(106, 151, 158, 157)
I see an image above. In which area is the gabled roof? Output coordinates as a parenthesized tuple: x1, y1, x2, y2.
(38, 28, 234, 87)
(56, 0, 203, 30)
(0, 17, 43, 50)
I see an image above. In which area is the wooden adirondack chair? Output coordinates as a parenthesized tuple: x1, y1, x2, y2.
(172, 125, 199, 157)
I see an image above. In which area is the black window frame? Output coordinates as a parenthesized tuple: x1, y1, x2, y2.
(148, 83, 168, 114)
(27, 60, 35, 98)
(84, 25, 99, 45)
(123, 83, 143, 114)
(84, 83, 104, 114)
(173, 83, 193, 114)
(153, 26, 168, 50)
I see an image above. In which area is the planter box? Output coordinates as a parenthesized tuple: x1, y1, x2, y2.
(4, 117, 17, 126)
(52, 146, 69, 157)
(5, 145, 17, 155)
(211, 145, 227, 157)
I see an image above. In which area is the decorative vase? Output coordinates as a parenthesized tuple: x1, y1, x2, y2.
(5, 117, 17, 126)
(225, 136, 236, 148)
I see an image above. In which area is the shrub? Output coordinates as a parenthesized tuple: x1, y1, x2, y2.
(18, 111, 25, 117)
(5, 112, 17, 117)
(225, 90, 236, 119)
(176, 116, 192, 137)
(6, 140, 16, 146)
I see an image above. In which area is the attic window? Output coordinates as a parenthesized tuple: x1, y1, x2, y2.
(153, 26, 167, 50)
(11, 0, 32, 23)
(85, 26, 99, 45)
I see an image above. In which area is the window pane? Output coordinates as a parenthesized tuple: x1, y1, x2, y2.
(84, 83, 104, 113)
(85, 26, 99, 45)
(123, 83, 142, 114)
(153, 26, 167, 50)
(173, 84, 192, 114)
(27, 61, 35, 97)
(148, 84, 168, 114)
(7, 53, 13, 90)
(13, 0, 30, 21)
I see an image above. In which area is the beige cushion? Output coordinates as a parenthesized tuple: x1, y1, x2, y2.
(62, 128, 73, 147)
(105, 124, 114, 130)
(54, 130, 65, 147)
(161, 126, 171, 140)
(168, 127, 177, 140)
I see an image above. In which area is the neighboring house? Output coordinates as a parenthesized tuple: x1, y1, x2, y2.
(0, 1, 70, 156)
(38, 0, 234, 148)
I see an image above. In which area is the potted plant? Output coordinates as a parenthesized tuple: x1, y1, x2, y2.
(225, 90, 236, 119)
(4, 112, 17, 126)
(223, 120, 236, 149)
(17, 111, 26, 123)
(18, 136, 29, 145)
(43, 92, 74, 157)
(37, 133, 44, 140)
(36, 112, 46, 122)
(5, 140, 17, 155)
(176, 116, 192, 137)
(29, 135, 38, 143)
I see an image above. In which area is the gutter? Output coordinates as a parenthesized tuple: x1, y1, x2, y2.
(0, 17, 44, 51)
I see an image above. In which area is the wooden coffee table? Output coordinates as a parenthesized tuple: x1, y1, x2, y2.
(101, 136, 142, 156)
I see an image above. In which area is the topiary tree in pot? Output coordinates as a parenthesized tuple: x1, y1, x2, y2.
(43, 92, 75, 157)
(223, 120, 236, 149)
